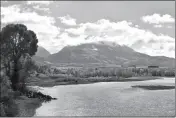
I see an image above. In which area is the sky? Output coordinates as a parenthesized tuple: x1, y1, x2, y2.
(1, 1, 175, 58)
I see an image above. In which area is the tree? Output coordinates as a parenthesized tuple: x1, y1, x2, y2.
(0, 24, 38, 90)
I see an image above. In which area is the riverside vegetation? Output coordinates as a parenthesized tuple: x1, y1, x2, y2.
(27, 61, 175, 87)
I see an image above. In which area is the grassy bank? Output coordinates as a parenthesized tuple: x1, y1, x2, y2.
(27, 75, 161, 87)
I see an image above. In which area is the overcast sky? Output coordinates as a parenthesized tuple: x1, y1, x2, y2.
(1, 1, 175, 58)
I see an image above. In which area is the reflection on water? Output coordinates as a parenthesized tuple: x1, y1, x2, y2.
(34, 77, 175, 116)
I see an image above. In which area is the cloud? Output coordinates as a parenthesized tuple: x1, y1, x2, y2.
(135, 25, 139, 28)
(1, 1, 8, 3)
(153, 24, 163, 28)
(153, 24, 174, 29)
(1, 5, 20, 16)
(63, 19, 175, 58)
(26, 1, 53, 5)
(66, 19, 133, 36)
(1, 5, 60, 52)
(32, 5, 50, 12)
(169, 46, 175, 51)
(26, 1, 52, 14)
(166, 25, 173, 28)
(58, 15, 77, 26)
(1, 5, 54, 24)
(141, 13, 175, 24)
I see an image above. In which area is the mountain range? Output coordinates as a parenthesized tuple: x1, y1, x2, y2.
(34, 41, 175, 68)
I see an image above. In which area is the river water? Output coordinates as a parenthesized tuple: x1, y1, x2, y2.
(34, 77, 175, 117)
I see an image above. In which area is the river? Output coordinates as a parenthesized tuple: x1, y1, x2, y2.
(34, 77, 175, 117)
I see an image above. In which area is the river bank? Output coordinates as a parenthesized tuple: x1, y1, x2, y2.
(27, 75, 161, 87)
(12, 87, 56, 117)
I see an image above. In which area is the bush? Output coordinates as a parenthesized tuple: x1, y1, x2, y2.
(21, 89, 56, 101)
(2, 97, 18, 117)
(0, 74, 19, 117)
(165, 71, 175, 77)
(0, 103, 6, 117)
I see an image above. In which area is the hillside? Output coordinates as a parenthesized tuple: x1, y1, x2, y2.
(32, 46, 52, 65)
(35, 46, 50, 58)
(46, 41, 175, 68)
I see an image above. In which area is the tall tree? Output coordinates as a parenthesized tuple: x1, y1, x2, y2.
(0, 24, 38, 90)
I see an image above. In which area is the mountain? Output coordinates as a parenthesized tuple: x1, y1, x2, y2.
(32, 46, 51, 65)
(47, 41, 175, 68)
(35, 46, 50, 58)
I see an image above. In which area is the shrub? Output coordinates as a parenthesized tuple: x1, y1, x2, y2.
(0, 74, 19, 117)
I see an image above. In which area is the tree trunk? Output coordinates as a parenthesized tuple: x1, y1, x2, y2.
(7, 61, 11, 77)
(11, 59, 19, 91)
